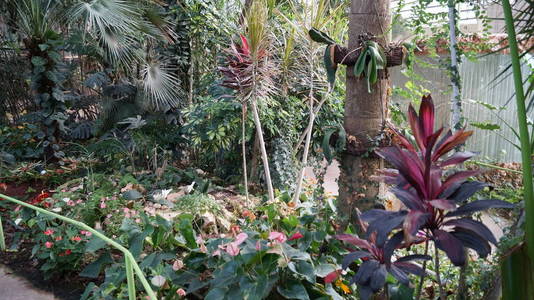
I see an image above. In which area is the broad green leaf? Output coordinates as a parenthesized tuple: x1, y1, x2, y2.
(309, 28, 335, 45)
(85, 233, 108, 252)
(80, 252, 113, 278)
(205, 287, 228, 300)
(177, 214, 197, 249)
(31, 56, 47, 67)
(389, 284, 415, 300)
(122, 189, 143, 200)
(324, 45, 337, 90)
(322, 128, 338, 164)
(277, 281, 310, 300)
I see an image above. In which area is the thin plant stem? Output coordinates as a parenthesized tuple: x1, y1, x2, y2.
(251, 99, 275, 202)
(125, 256, 136, 300)
(0, 214, 5, 251)
(502, 0, 534, 262)
(293, 46, 316, 203)
(435, 245, 446, 300)
(415, 239, 429, 300)
(241, 104, 250, 201)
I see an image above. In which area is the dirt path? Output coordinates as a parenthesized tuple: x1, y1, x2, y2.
(0, 265, 57, 300)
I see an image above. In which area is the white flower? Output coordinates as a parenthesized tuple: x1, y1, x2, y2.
(151, 275, 166, 287)
(62, 197, 70, 203)
(52, 207, 62, 212)
(153, 189, 173, 202)
(14, 218, 22, 225)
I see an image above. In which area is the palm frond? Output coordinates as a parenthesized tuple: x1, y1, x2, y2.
(140, 59, 183, 111)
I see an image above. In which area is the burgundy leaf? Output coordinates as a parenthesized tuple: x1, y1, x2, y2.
(391, 187, 424, 210)
(443, 218, 497, 245)
(342, 251, 371, 270)
(388, 264, 410, 285)
(403, 210, 430, 237)
(324, 270, 340, 283)
(433, 229, 466, 266)
(451, 228, 491, 258)
(440, 151, 477, 167)
(351, 260, 379, 285)
(419, 95, 435, 139)
(445, 199, 514, 218)
(392, 128, 416, 152)
(393, 262, 427, 276)
(428, 199, 456, 211)
(395, 254, 432, 263)
(369, 265, 387, 291)
(335, 234, 371, 250)
(432, 130, 473, 160)
(448, 181, 488, 203)
(408, 104, 426, 151)
(239, 34, 250, 56)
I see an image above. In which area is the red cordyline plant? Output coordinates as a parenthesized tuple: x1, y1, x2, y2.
(336, 95, 513, 299)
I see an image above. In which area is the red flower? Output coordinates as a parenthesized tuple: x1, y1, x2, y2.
(324, 270, 340, 284)
(288, 232, 304, 241)
(45, 241, 53, 248)
(64, 249, 72, 255)
(44, 229, 54, 236)
(30, 191, 50, 205)
(71, 236, 82, 242)
(55, 236, 63, 241)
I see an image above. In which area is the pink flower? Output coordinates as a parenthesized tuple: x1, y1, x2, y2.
(67, 200, 75, 206)
(123, 207, 130, 213)
(176, 288, 186, 297)
(55, 236, 63, 241)
(80, 230, 92, 237)
(44, 229, 54, 236)
(100, 202, 106, 209)
(226, 242, 240, 256)
(288, 232, 304, 241)
(45, 241, 53, 248)
(256, 240, 262, 251)
(14, 205, 21, 212)
(172, 260, 184, 271)
(234, 232, 248, 246)
(71, 236, 82, 242)
(212, 249, 221, 256)
(76, 199, 83, 204)
(268, 231, 287, 244)
(135, 218, 141, 223)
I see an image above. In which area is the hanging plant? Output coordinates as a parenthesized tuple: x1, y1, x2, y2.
(354, 40, 387, 93)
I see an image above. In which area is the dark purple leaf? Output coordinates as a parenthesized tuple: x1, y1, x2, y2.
(360, 209, 398, 223)
(351, 260, 379, 285)
(391, 187, 424, 210)
(433, 229, 466, 266)
(342, 251, 371, 270)
(441, 151, 476, 167)
(451, 228, 491, 258)
(428, 199, 456, 211)
(446, 199, 514, 218)
(370, 265, 387, 291)
(384, 231, 404, 262)
(434, 130, 452, 153)
(439, 170, 479, 198)
(359, 285, 374, 300)
(388, 264, 410, 285)
(335, 234, 371, 250)
(393, 262, 426, 276)
(449, 181, 488, 203)
(443, 218, 497, 245)
(403, 210, 430, 237)
(395, 254, 432, 263)
(367, 212, 407, 247)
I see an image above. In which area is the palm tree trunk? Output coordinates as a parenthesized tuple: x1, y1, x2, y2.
(338, 0, 390, 227)
(448, 0, 462, 132)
